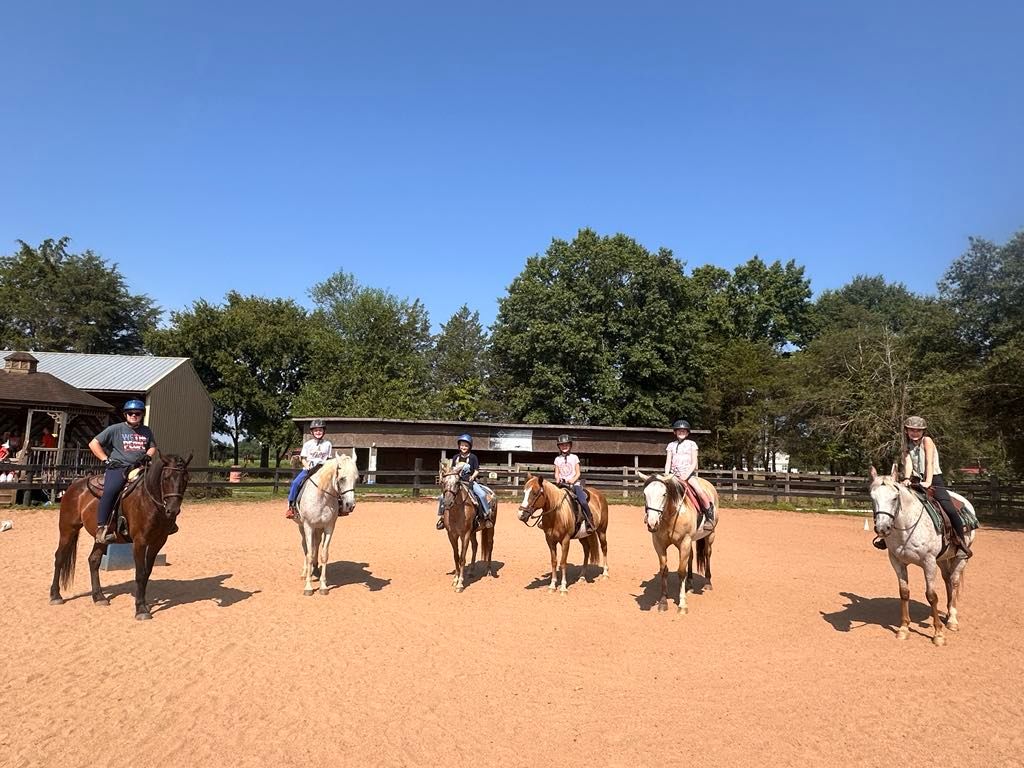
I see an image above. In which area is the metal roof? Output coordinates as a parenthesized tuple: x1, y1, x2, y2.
(26, 351, 190, 393)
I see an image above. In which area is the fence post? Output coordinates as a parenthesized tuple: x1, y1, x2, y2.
(784, 472, 791, 504)
(839, 476, 846, 508)
(273, 468, 280, 496)
(732, 466, 738, 502)
(413, 457, 423, 498)
(514, 463, 521, 487)
(771, 474, 778, 504)
(990, 474, 1000, 516)
(622, 466, 629, 499)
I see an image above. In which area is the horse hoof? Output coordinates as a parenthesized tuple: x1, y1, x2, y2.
(49, 597, 65, 606)
(657, 602, 668, 613)
(946, 622, 959, 632)
(896, 630, 909, 641)
(559, 589, 568, 596)
(678, 605, 688, 615)
(704, 583, 714, 591)
(303, 589, 314, 596)
(318, 587, 329, 596)
(93, 597, 109, 606)
(455, 585, 464, 593)
(135, 612, 153, 621)
(601, 573, 609, 580)
(933, 634, 946, 646)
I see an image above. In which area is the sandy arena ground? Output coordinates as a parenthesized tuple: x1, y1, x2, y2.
(2, 498, 1022, 768)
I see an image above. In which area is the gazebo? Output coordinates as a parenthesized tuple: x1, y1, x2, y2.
(0, 352, 113, 492)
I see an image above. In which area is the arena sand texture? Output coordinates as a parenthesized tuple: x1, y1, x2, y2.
(2, 499, 1022, 768)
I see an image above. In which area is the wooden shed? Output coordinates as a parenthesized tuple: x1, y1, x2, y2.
(29, 351, 213, 463)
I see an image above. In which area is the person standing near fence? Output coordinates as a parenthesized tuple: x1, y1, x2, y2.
(286, 419, 333, 519)
(88, 399, 158, 544)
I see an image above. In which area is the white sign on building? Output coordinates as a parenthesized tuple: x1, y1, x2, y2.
(488, 429, 533, 451)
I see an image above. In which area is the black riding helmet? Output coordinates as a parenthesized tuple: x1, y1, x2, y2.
(672, 419, 691, 431)
(457, 433, 473, 449)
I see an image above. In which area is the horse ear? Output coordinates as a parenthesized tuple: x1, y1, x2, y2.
(636, 470, 649, 482)
(185, 452, 193, 467)
(869, 466, 878, 480)
(889, 463, 899, 481)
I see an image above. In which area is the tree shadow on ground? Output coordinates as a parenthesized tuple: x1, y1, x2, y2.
(820, 591, 934, 635)
(323, 561, 391, 592)
(632, 572, 709, 611)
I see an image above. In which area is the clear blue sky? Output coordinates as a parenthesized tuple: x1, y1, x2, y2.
(2, 2, 1021, 330)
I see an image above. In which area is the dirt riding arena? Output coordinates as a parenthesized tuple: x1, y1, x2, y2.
(2, 499, 1022, 767)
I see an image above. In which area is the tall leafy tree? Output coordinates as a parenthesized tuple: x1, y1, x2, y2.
(725, 256, 812, 348)
(294, 271, 433, 418)
(146, 292, 312, 465)
(430, 305, 494, 421)
(490, 229, 703, 426)
(0, 237, 159, 353)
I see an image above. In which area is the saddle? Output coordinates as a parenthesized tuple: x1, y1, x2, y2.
(910, 486, 979, 557)
(680, 480, 713, 530)
(459, 481, 496, 527)
(556, 483, 594, 538)
(86, 466, 147, 540)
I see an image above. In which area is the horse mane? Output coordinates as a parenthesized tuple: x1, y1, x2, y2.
(644, 473, 684, 510)
(317, 454, 358, 496)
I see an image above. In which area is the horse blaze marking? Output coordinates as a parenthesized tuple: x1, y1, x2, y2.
(101, 544, 166, 571)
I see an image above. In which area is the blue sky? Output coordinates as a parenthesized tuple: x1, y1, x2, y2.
(2, 2, 1021, 330)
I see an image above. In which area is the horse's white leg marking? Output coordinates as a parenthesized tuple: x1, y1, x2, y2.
(303, 522, 317, 596)
(677, 540, 690, 615)
(922, 557, 945, 646)
(547, 538, 558, 591)
(559, 540, 570, 594)
(891, 557, 911, 640)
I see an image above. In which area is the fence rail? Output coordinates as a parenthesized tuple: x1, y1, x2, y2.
(2, 460, 1022, 521)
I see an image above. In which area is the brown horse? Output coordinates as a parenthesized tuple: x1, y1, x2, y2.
(636, 472, 718, 614)
(516, 474, 609, 594)
(438, 459, 496, 592)
(49, 452, 192, 620)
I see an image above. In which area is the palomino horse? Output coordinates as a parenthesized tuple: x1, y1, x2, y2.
(516, 474, 609, 594)
(49, 452, 192, 620)
(437, 459, 496, 592)
(636, 472, 718, 614)
(869, 466, 977, 645)
(295, 455, 358, 596)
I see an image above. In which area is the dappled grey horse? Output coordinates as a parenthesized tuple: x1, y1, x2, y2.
(294, 455, 358, 596)
(870, 466, 976, 645)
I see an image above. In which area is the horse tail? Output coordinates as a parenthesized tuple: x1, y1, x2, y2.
(60, 526, 80, 591)
(695, 537, 709, 577)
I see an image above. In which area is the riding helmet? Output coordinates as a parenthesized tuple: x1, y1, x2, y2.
(904, 416, 927, 430)
(556, 434, 572, 446)
(123, 399, 146, 413)
(671, 419, 691, 431)
(309, 418, 326, 430)
(457, 433, 473, 448)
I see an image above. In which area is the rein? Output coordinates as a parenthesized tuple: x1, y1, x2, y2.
(141, 461, 189, 515)
(874, 483, 926, 537)
(519, 485, 569, 527)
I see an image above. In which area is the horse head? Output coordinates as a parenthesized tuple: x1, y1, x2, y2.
(150, 451, 192, 522)
(637, 470, 678, 532)
(438, 459, 461, 511)
(868, 464, 902, 538)
(517, 474, 546, 523)
(325, 455, 359, 515)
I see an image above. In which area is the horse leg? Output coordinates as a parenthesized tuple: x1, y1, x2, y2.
(558, 537, 572, 594)
(449, 529, 461, 588)
(946, 559, 966, 632)
(678, 536, 693, 615)
(469, 531, 479, 576)
(547, 536, 559, 592)
(302, 524, 317, 596)
(298, 521, 309, 580)
(704, 533, 715, 590)
(923, 559, 945, 646)
(456, 532, 471, 592)
(318, 526, 334, 595)
(133, 540, 160, 620)
(581, 536, 592, 582)
(483, 527, 495, 577)
(890, 557, 911, 640)
(87, 542, 109, 605)
(598, 528, 609, 580)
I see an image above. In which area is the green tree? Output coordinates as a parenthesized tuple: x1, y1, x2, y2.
(294, 271, 433, 418)
(490, 229, 703, 426)
(725, 256, 812, 348)
(0, 237, 159, 353)
(146, 292, 312, 466)
(430, 305, 494, 421)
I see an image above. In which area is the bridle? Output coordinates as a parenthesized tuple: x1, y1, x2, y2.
(142, 461, 189, 515)
(439, 471, 469, 512)
(642, 477, 677, 531)
(872, 480, 925, 535)
(518, 483, 548, 527)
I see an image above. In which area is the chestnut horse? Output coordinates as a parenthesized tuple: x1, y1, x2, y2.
(637, 472, 718, 614)
(49, 452, 192, 620)
(869, 465, 977, 645)
(438, 459, 496, 592)
(516, 474, 609, 594)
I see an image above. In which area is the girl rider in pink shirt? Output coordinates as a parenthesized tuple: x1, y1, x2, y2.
(665, 419, 715, 524)
(554, 434, 596, 534)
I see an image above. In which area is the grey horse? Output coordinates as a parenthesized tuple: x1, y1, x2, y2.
(870, 465, 977, 645)
(294, 455, 358, 596)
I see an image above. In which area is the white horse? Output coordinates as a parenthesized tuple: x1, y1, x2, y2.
(869, 466, 977, 645)
(294, 455, 358, 596)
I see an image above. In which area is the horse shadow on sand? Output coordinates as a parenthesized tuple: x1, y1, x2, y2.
(445, 560, 505, 589)
(631, 572, 710, 611)
(64, 573, 258, 614)
(821, 591, 936, 636)
(524, 563, 606, 591)
(323, 561, 392, 592)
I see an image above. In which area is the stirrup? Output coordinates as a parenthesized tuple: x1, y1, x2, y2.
(95, 525, 114, 544)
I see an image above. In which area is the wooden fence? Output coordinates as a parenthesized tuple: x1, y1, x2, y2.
(3, 459, 1022, 522)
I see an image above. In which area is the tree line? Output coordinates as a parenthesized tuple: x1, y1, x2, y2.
(2, 229, 1021, 475)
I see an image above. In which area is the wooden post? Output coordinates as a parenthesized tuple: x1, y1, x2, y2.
(784, 472, 791, 504)
(731, 466, 738, 502)
(840, 476, 847, 508)
(771, 473, 778, 504)
(273, 467, 280, 496)
(413, 457, 423, 498)
(622, 466, 628, 498)
(514, 463, 521, 487)
(990, 474, 1000, 517)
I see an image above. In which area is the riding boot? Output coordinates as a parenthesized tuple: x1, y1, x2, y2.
(947, 509, 973, 559)
(702, 503, 715, 526)
(95, 522, 114, 545)
(285, 504, 296, 520)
